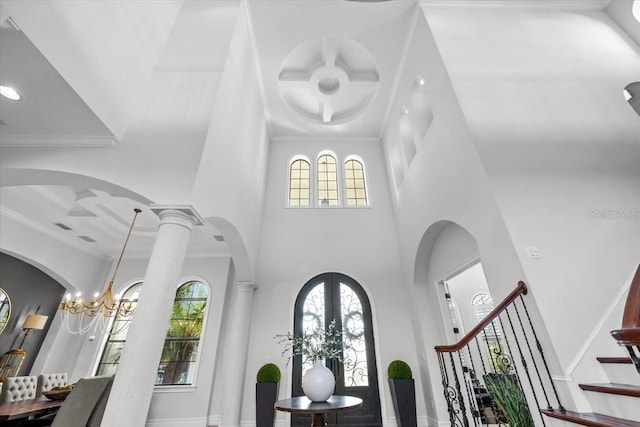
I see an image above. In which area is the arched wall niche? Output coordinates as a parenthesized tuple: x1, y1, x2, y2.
(412, 220, 482, 422)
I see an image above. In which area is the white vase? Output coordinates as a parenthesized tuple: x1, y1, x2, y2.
(302, 361, 335, 402)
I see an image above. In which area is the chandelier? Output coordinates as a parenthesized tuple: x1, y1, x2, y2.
(60, 208, 141, 335)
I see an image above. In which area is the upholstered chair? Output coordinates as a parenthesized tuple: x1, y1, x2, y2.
(0, 375, 38, 402)
(36, 372, 68, 396)
(21, 375, 114, 427)
(51, 375, 114, 427)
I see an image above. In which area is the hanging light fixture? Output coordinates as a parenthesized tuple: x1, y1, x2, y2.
(60, 208, 142, 335)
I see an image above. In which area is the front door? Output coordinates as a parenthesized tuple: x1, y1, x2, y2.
(291, 272, 382, 427)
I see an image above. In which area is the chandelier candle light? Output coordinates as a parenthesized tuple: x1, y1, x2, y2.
(60, 208, 141, 335)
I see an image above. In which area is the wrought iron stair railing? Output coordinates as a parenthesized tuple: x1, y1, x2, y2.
(434, 281, 565, 426)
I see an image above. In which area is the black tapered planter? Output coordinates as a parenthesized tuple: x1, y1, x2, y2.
(256, 382, 279, 427)
(388, 378, 417, 427)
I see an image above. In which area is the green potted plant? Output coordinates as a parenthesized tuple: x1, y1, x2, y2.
(256, 363, 281, 427)
(485, 369, 534, 427)
(387, 360, 417, 427)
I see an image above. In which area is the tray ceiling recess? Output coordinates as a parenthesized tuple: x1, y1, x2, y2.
(278, 36, 379, 125)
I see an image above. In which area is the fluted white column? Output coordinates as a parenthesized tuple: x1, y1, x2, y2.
(221, 281, 257, 427)
(101, 209, 197, 427)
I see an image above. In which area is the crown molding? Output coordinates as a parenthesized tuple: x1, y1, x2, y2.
(271, 135, 380, 144)
(419, 0, 611, 11)
(0, 135, 118, 148)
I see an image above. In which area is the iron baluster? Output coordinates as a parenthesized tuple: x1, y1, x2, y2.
(450, 352, 470, 427)
(519, 294, 565, 411)
(459, 349, 480, 426)
(513, 298, 553, 410)
(504, 306, 543, 426)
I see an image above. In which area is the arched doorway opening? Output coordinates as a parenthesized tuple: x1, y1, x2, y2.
(291, 272, 382, 427)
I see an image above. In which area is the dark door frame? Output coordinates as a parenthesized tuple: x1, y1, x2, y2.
(291, 272, 382, 427)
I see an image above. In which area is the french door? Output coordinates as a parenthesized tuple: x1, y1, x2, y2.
(291, 272, 382, 427)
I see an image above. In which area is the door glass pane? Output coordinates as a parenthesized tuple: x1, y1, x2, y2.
(340, 283, 368, 386)
(302, 283, 325, 375)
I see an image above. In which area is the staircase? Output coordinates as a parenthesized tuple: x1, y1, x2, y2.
(542, 264, 640, 426)
(434, 265, 640, 427)
(541, 356, 640, 426)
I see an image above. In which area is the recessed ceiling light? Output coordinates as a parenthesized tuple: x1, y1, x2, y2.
(0, 85, 21, 101)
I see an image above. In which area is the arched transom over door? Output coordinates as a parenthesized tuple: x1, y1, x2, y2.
(292, 272, 382, 427)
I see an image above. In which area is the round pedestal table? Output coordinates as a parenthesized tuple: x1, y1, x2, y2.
(274, 395, 363, 426)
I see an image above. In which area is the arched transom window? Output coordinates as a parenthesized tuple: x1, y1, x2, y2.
(317, 154, 339, 207)
(289, 158, 310, 206)
(344, 158, 368, 206)
(472, 293, 501, 339)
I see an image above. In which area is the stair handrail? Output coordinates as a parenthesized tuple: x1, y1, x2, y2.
(435, 280, 528, 353)
(619, 263, 640, 331)
(611, 263, 640, 374)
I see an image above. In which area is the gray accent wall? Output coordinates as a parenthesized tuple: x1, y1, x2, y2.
(0, 252, 65, 375)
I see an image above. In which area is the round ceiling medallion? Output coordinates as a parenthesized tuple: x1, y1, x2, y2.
(278, 36, 379, 125)
(318, 77, 340, 95)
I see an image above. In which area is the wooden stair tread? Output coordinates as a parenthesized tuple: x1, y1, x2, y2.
(541, 409, 640, 427)
(596, 356, 633, 364)
(579, 383, 640, 397)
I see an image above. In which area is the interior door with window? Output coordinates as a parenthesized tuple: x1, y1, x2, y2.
(291, 272, 382, 427)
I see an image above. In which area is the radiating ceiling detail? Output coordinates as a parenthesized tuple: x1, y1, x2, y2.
(278, 36, 379, 125)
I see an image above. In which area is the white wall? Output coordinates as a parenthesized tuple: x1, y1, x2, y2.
(425, 5, 640, 373)
(191, 3, 269, 283)
(247, 137, 418, 426)
(385, 8, 566, 424)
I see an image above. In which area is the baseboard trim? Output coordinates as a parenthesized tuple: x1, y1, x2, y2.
(146, 417, 207, 427)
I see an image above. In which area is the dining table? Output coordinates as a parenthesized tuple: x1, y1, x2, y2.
(0, 396, 63, 421)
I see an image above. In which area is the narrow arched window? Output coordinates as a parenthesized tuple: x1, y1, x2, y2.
(95, 282, 143, 377)
(472, 292, 502, 340)
(317, 154, 339, 206)
(344, 158, 368, 206)
(289, 158, 310, 206)
(157, 281, 208, 385)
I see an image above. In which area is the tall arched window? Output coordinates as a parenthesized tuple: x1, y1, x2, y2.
(317, 154, 339, 207)
(344, 157, 368, 206)
(157, 280, 208, 385)
(289, 158, 310, 206)
(472, 292, 503, 370)
(95, 282, 142, 377)
(95, 280, 209, 386)
(471, 293, 494, 321)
